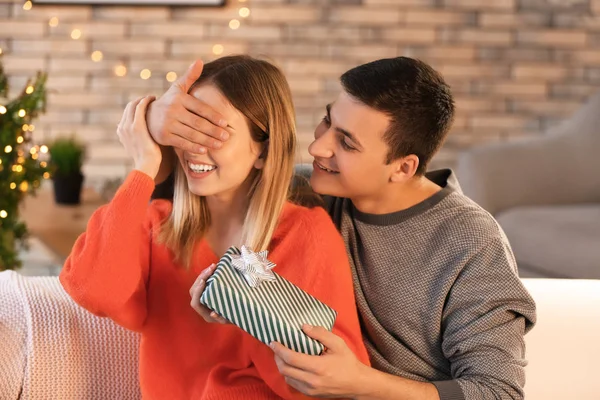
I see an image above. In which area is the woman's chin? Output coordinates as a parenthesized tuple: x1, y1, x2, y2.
(187, 183, 215, 197)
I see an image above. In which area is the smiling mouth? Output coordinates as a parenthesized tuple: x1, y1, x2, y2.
(314, 160, 339, 174)
(187, 161, 217, 175)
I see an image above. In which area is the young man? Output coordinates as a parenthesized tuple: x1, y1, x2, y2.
(146, 58, 536, 400)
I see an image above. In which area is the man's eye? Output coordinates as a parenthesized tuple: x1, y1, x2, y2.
(322, 115, 331, 125)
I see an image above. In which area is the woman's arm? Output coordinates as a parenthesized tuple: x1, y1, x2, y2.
(59, 171, 160, 331)
(61, 96, 166, 332)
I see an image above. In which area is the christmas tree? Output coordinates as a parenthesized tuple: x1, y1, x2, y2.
(0, 57, 49, 270)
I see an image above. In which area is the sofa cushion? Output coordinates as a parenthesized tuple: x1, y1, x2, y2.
(497, 204, 600, 278)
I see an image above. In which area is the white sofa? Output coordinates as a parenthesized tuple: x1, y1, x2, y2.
(1, 271, 598, 399)
(521, 279, 600, 399)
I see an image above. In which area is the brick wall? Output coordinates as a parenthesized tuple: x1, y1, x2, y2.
(1, 0, 599, 186)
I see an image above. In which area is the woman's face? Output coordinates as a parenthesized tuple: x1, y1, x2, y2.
(174, 83, 264, 199)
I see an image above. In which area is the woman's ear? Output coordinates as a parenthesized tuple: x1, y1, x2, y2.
(254, 140, 269, 170)
(254, 158, 265, 170)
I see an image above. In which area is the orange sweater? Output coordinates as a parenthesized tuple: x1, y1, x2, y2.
(60, 171, 370, 400)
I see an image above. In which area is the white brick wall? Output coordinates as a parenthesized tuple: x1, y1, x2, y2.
(1, 0, 599, 184)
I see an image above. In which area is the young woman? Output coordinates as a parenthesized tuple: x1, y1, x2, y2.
(59, 55, 369, 400)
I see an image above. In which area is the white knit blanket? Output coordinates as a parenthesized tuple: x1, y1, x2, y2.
(0, 271, 141, 400)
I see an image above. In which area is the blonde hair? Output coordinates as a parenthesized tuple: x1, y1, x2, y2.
(158, 55, 296, 268)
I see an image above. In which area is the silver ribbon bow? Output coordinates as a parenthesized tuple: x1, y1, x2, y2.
(231, 245, 277, 288)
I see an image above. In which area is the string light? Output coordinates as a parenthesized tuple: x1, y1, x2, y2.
(229, 19, 240, 30)
(13, 165, 23, 173)
(29, 124, 35, 131)
(0, 210, 7, 219)
(140, 69, 152, 80)
(25, 86, 34, 94)
(33, 180, 40, 188)
(19, 181, 28, 192)
(23, 1, 32, 11)
(40, 145, 48, 153)
(166, 72, 177, 82)
(115, 65, 127, 77)
(18, 109, 26, 118)
(17, 136, 24, 144)
(17, 156, 25, 164)
(22, 124, 29, 131)
(239, 7, 250, 18)
(43, 172, 50, 179)
(213, 44, 224, 55)
(49, 17, 59, 27)
(40, 161, 47, 168)
(30, 147, 37, 155)
(91, 51, 103, 62)
(9, 183, 16, 190)
(71, 29, 82, 40)
(0, 106, 6, 114)
(0, 159, 2, 164)
(4, 145, 12, 153)
(32, 153, 38, 160)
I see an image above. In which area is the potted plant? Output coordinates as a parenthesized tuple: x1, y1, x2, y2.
(48, 136, 86, 205)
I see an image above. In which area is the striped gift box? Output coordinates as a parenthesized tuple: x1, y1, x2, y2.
(200, 246, 337, 355)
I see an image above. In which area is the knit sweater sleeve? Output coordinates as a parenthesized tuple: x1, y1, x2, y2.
(59, 170, 162, 332)
(247, 206, 371, 400)
(433, 236, 537, 400)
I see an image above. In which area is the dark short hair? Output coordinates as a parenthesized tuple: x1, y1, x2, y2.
(340, 57, 455, 175)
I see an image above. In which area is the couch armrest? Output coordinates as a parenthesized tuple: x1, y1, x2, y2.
(457, 94, 600, 216)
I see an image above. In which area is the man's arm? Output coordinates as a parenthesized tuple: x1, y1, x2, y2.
(271, 326, 441, 400)
(437, 235, 536, 399)
(272, 236, 535, 400)
(356, 368, 440, 400)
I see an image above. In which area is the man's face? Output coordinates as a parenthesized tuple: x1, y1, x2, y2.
(308, 90, 395, 201)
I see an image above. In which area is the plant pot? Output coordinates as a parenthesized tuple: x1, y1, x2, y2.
(52, 172, 84, 205)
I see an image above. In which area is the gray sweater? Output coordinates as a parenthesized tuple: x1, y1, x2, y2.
(325, 169, 536, 400)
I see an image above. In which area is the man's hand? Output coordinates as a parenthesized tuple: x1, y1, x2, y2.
(271, 324, 370, 398)
(189, 263, 229, 324)
(146, 60, 231, 154)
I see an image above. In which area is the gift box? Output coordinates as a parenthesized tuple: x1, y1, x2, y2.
(200, 246, 337, 355)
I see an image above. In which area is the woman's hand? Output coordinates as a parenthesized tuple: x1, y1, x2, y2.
(117, 95, 162, 179)
(189, 263, 229, 324)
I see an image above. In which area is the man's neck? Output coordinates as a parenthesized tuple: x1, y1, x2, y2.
(351, 176, 443, 215)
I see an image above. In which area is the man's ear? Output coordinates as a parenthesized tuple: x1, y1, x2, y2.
(390, 154, 419, 183)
